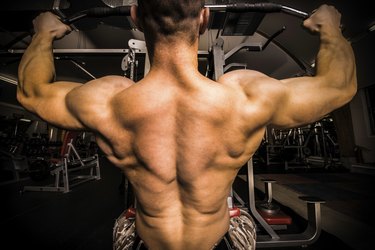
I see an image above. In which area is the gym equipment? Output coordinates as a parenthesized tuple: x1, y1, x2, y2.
(266, 116, 342, 170)
(256, 179, 281, 214)
(247, 160, 325, 248)
(256, 179, 292, 231)
(122, 39, 150, 80)
(266, 126, 311, 169)
(0, 117, 31, 185)
(23, 131, 100, 193)
(0, 147, 29, 185)
(1, 5, 132, 50)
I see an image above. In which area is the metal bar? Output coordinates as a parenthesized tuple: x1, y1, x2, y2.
(224, 42, 263, 61)
(281, 6, 309, 19)
(256, 198, 323, 248)
(95, 154, 101, 180)
(23, 186, 65, 192)
(63, 157, 70, 193)
(67, 59, 97, 79)
(6, 48, 210, 56)
(265, 181, 273, 204)
(206, 3, 308, 19)
(232, 190, 246, 207)
(205, 4, 227, 12)
(8, 48, 129, 54)
(223, 63, 247, 73)
(247, 159, 280, 240)
(0, 75, 18, 85)
(212, 38, 225, 81)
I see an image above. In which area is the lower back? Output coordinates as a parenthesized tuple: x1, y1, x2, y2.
(135, 199, 231, 250)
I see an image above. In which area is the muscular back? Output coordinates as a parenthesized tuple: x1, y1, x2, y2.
(70, 71, 267, 249)
(16, 5, 356, 250)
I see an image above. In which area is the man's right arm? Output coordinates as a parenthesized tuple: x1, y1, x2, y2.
(269, 4, 357, 128)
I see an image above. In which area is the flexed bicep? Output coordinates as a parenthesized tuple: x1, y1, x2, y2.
(270, 5, 357, 128)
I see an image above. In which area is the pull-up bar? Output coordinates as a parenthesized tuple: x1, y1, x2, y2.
(64, 3, 308, 25)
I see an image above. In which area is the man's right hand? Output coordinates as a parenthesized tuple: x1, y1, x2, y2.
(303, 4, 342, 35)
(32, 12, 72, 40)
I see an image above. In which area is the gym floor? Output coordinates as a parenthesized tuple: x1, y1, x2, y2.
(0, 156, 369, 250)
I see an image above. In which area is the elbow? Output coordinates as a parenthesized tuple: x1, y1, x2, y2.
(16, 90, 29, 110)
(346, 62, 358, 101)
(350, 77, 358, 98)
(329, 70, 358, 105)
(345, 77, 358, 103)
(16, 89, 26, 106)
(335, 78, 357, 108)
(16, 90, 36, 113)
(349, 87, 357, 103)
(16, 75, 26, 106)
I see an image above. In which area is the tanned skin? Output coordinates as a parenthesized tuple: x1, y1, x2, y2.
(17, 4, 356, 250)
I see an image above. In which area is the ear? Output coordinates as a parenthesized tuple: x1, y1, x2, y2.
(130, 5, 143, 32)
(199, 7, 210, 35)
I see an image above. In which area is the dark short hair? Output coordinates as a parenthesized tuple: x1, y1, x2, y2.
(137, 0, 205, 43)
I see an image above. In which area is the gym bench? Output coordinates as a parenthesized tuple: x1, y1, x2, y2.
(23, 131, 101, 193)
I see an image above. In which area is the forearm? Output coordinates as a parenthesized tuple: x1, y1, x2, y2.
(315, 27, 357, 98)
(17, 33, 55, 102)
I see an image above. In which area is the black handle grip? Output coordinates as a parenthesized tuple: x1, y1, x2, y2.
(85, 6, 131, 18)
(62, 6, 131, 24)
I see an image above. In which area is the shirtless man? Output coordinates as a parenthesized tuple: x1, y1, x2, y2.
(17, 1, 357, 249)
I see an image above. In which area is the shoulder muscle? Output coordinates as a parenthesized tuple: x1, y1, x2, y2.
(220, 69, 288, 125)
(66, 76, 134, 130)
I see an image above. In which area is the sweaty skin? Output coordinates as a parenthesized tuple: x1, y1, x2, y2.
(17, 4, 356, 250)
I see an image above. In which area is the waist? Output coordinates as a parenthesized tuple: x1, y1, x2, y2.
(133, 231, 234, 250)
(135, 207, 230, 250)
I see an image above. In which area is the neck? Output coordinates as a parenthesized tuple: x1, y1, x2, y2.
(147, 39, 200, 77)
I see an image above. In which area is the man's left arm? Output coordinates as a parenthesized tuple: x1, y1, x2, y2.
(17, 12, 85, 130)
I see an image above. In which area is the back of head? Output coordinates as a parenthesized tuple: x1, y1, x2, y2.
(137, 0, 205, 44)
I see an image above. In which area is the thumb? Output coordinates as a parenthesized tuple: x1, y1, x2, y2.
(303, 18, 320, 34)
